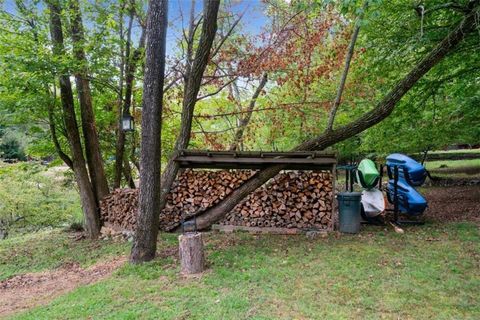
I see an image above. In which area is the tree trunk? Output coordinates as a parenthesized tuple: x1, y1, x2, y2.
(130, 0, 168, 263)
(179, 232, 205, 275)
(69, 0, 109, 202)
(159, 0, 220, 212)
(114, 2, 126, 187)
(123, 156, 136, 189)
(114, 8, 146, 189)
(185, 0, 196, 77)
(18, 3, 74, 172)
(47, 87, 73, 170)
(47, 0, 100, 238)
(421, 149, 429, 165)
(114, 128, 127, 188)
(191, 4, 480, 230)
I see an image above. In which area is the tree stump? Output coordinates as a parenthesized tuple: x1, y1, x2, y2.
(178, 232, 205, 275)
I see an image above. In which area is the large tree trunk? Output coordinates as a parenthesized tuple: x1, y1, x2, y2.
(69, 0, 109, 202)
(130, 0, 168, 263)
(190, 3, 480, 230)
(159, 0, 221, 211)
(47, 0, 100, 238)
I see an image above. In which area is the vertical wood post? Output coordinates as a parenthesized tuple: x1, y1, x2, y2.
(331, 164, 337, 231)
(178, 232, 205, 275)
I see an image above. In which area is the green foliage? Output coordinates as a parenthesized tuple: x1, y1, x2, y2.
(0, 0, 135, 184)
(183, 0, 479, 156)
(335, 0, 480, 156)
(0, 130, 27, 160)
(0, 162, 83, 231)
(0, 0, 477, 165)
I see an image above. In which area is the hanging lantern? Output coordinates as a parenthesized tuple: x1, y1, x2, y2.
(122, 112, 134, 132)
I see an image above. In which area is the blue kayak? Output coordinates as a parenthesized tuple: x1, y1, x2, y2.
(386, 180, 428, 215)
(386, 153, 427, 187)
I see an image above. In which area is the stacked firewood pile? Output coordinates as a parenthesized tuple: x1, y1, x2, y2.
(160, 170, 256, 230)
(100, 170, 256, 231)
(219, 171, 333, 229)
(100, 169, 333, 231)
(100, 188, 138, 230)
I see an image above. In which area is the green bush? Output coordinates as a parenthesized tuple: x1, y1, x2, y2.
(0, 162, 83, 232)
(0, 130, 27, 161)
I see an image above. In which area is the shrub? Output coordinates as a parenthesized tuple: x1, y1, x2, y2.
(0, 130, 27, 161)
(0, 162, 83, 232)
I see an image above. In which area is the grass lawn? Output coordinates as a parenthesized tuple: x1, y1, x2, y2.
(424, 158, 480, 179)
(429, 149, 480, 154)
(425, 158, 480, 170)
(0, 230, 128, 281)
(2, 222, 479, 320)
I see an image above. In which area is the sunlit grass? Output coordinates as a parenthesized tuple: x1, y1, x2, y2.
(429, 148, 480, 154)
(425, 158, 480, 170)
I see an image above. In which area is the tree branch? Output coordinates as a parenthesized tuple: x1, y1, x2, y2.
(47, 90, 73, 169)
(326, 1, 367, 131)
(210, 11, 244, 59)
(196, 77, 237, 101)
(229, 72, 268, 151)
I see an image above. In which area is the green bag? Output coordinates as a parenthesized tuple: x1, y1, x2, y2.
(356, 159, 380, 189)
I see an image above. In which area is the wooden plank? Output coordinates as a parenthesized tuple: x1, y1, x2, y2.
(176, 162, 335, 170)
(173, 150, 337, 170)
(212, 224, 329, 235)
(177, 156, 336, 165)
(179, 150, 336, 158)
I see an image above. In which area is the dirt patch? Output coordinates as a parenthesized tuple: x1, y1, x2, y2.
(423, 185, 480, 223)
(0, 256, 126, 317)
(428, 176, 480, 187)
(157, 246, 178, 260)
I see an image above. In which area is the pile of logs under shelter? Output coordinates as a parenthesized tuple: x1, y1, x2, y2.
(100, 169, 334, 232)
